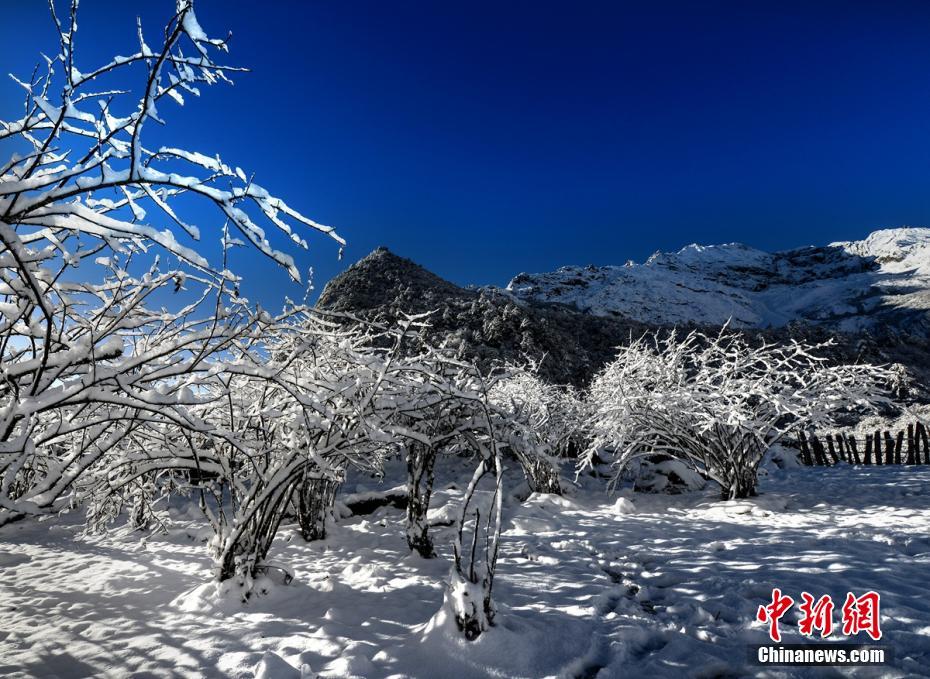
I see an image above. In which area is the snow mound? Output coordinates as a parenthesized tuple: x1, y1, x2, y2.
(171, 575, 288, 612)
(611, 497, 637, 515)
(254, 651, 303, 679)
(414, 581, 599, 679)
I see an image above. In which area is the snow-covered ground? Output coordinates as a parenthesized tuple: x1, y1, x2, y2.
(505, 227, 930, 333)
(1, 462, 928, 678)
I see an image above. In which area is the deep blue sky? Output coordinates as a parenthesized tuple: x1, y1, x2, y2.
(4, 1, 930, 306)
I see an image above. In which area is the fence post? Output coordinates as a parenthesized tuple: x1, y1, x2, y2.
(798, 431, 813, 466)
(846, 434, 861, 465)
(811, 434, 828, 466)
(917, 423, 930, 465)
(833, 434, 844, 462)
(803, 427, 921, 468)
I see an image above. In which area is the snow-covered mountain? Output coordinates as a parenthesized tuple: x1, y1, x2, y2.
(317, 241, 930, 391)
(506, 228, 930, 336)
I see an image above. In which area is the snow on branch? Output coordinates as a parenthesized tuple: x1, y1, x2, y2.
(0, 0, 348, 533)
(1, 0, 343, 282)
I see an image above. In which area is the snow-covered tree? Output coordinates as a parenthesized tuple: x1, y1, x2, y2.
(82, 310, 401, 586)
(381, 357, 481, 559)
(358, 317, 488, 559)
(196, 316, 383, 583)
(488, 366, 583, 495)
(0, 0, 344, 529)
(584, 328, 891, 499)
(393, 366, 494, 559)
(371, 320, 509, 637)
(446, 381, 505, 640)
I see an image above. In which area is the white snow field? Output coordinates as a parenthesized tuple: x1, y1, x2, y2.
(1, 462, 928, 678)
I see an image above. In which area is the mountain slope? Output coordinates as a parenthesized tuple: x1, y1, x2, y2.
(316, 243, 929, 394)
(506, 228, 930, 338)
(317, 247, 653, 386)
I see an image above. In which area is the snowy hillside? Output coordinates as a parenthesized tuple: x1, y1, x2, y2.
(316, 243, 930, 393)
(506, 228, 930, 335)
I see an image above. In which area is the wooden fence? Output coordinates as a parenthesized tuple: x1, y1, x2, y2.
(797, 422, 930, 466)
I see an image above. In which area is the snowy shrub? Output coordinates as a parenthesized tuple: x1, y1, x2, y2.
(380, 350, 485, 559)
(360, 316, 502, 561)
(584, 328, 891, 499)
(190, 314, 402, 582)
(487, 367, 584, 495)
(370, 321, 508, 636)
(73, 309, 383, 583)
(344, 317, 509, 636)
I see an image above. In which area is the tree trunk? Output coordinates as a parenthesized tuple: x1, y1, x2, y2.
(215, 487, 293, 584)
(797, 431, 813, 466)
(517, 453, 562, 495)
(129, 498, 151, 531)
(448, 442, 504, 641)
(405, 443, 438, 558)
(297, 476, 340, 542)
(721, 466, 758, 500)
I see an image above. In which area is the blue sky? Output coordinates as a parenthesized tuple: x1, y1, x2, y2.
(3, 1, 930, 306)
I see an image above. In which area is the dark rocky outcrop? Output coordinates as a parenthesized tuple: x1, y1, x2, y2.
(318, 247, 651, 387)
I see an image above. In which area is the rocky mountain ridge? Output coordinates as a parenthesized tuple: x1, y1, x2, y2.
(505, 228, 930, 338)
(317, 237, 930, 392)
(317, 247, 652, 386)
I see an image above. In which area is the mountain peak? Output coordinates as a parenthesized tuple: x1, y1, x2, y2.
(833, 227, 930, 272)
(318, 247, 473, 313)
(315, 247, 658, 386)
(506, 227, 930, 334)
